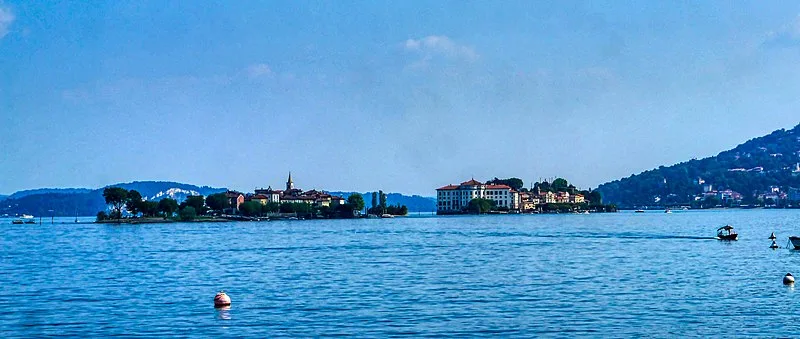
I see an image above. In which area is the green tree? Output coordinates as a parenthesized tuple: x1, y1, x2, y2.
(141, 201, 159, 217)
(379, 190, 387, 213)
(184, 195, 206, 214)
(158, 198, 179, 218)
(386, 204, 409, 215)
(292, 203, 312, 214)
(126, 190, 143, 217)
(279, 202, 295, 213)
(96, 211, 108, 221)
(179, 206, 197, 221)
(587, 191, 602, 204)
(703, 195, 721, 209)
(488, 177, 524, 191)
(371, 192, 377, 210)
(467, 198, 495, 214)
(552, 178, 569, 192)
(206, 193, 230, 212)
(262, 202, 280, 214)
(347, 194, 365, 212)
(103, 187, 128, 220)
(239, 201, 262, 217)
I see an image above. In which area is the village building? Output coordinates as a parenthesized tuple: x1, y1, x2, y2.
(250, 172, 346, 209)
(225, 191, 245, 210)
(436, 179, 519, 213)
(539, 191, 556, 204)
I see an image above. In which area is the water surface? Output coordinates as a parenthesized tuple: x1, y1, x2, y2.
(2, 210, 800, 337)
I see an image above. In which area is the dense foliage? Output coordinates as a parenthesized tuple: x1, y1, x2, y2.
(467, 198, 496, 214)
(486, 177, 524, 191)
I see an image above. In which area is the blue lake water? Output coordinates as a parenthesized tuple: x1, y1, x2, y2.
(3, 210, 800, 337)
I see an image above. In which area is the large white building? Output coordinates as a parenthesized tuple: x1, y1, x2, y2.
(436, 179, 519, 213)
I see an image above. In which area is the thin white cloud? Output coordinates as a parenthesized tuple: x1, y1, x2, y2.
(763, 14, 800, 48)
(246, 63, 273, 78)
(0, 2, 14, 39)
(403, 35, 478, 61)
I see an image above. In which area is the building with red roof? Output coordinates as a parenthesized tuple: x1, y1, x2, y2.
(436, 178, 519, 214)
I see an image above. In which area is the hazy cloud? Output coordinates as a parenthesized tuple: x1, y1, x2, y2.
(0, 2, 14, 39)
(246, 63, 273, 78)
(404, 35, 478, 61)
(763, 15, 800, 48)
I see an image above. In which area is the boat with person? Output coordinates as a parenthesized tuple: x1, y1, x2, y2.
(665, 208, 672, 214)
(716, 225, 738, 241)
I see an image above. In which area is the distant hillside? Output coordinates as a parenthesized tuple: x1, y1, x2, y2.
(597, 123, 800, 208)
(328, 191, 437, 213)
(8, 188, 92, 200)
(105, 181, 225, 201)
(0, 181, 226, 217)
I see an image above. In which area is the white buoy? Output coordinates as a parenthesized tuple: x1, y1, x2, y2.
(769, 232, 777, 240)
(214, 291, 231, 307)
(770, 240, 779, 249)
(784, 273, 795, 285)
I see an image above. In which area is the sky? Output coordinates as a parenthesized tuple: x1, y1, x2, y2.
(1, 1, 800, 195)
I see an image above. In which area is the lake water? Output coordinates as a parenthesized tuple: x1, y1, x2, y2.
(3, 210, 800, 337)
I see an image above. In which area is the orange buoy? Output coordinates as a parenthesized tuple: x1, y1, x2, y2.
(214, 291, 231, 307)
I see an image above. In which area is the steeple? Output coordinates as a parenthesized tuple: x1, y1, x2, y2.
(286, 171, 294, 191)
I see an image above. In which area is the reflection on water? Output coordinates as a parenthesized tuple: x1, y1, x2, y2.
(216, 306, 231, 320)
(1, 210, 800, 336)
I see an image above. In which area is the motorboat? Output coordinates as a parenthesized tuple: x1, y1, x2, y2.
(20, 214, 34, 219)
(634, 209, 645, 213)
(665, 208, 672, 214)
(380, 214, 395, 218)
(716, 225, 738, 240)
(11, 219, 23, 224)
(789, 236, 800, 249)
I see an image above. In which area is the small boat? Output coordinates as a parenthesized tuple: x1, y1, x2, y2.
(716, 225, 738, 240)
(664, 208, 672, 214)
(24, 219, 36, 224)
(20, 214, 34, 219)
(634, 209, 645, 213)
(11, 220, 23, 224)
(380, 214, 394, 218)
(789, 236, 800, 249)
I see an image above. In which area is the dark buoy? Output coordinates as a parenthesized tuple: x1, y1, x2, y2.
(214, 291, 231, 307)
(769, 232, 777, 240)
(770, 240, 779, 249)
(784, 273, 795, 285)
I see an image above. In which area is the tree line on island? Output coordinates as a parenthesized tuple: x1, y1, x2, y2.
(96, 187, 406, 222)
(463, 177, 615, 214)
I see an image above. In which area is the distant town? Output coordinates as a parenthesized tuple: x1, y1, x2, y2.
(436, 177, 616, 215)
(95, 173, 408, 223)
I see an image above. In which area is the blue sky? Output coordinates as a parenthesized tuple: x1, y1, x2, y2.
(1, 1, 800, 195)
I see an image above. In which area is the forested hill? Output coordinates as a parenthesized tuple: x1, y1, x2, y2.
(597, 123, 800, 208)
(1, 181, 225, 217)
